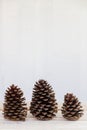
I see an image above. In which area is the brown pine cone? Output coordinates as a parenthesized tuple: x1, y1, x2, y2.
(61, 93, 84, 121)
(30, 79, 58, 120)
(3, 84, 27, 121)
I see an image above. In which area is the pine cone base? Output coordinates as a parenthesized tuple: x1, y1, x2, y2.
(63, 115, 83, 121)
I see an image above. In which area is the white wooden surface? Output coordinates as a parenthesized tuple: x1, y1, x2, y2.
(0, 103, 87, 130)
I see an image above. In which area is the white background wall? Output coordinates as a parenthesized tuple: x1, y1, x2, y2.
(0, 0, 87, 102)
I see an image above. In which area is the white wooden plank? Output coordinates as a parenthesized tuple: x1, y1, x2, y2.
(0, 108, 86, 130)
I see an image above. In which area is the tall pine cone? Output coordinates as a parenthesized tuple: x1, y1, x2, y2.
(61, 93, 84, 121)
(30, 79, 58, 120)
(3, 84, 27, 121)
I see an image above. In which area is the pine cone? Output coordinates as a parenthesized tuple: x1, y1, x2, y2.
(3, 84, 27, 121)
(61, 93, 84, 121)
(30, 79, 58, 120)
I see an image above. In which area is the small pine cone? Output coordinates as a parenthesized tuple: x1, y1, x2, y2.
(3, 84, 27, 121)
(61, 93, 84, 121)
(30, 79, 58, 120)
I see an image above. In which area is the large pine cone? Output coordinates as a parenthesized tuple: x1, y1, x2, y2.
(61, 93, 84, 121)
(30, 79, 58, 120)
(3, 84, 27, 121)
